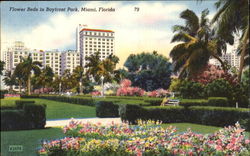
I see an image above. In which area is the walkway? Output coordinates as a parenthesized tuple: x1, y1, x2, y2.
(45, 117, 122, 127)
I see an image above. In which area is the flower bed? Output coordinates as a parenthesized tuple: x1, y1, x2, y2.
(39, 120, 250, 156)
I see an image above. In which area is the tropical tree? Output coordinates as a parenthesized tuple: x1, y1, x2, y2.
(61, 69, 74, 92)
(0, 61, 5, 75)
(3, 70, 17, 92)
(210, 0, 249, 81)
(124, 51, 172, 91)
(33, 66, 54, 91)
(18, 54, 42, 95)
(170, 9, 227, 79)
(85, 52, 119, 83)
(72, 66, 84, 93)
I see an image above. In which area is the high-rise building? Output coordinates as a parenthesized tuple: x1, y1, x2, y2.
(61, 50, 80, 74)
(78, 28, 115, 68)
(209, 52, 240, 69)
(43, 50, 62, 75)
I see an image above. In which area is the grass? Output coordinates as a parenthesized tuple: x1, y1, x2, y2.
(0, 98, 96, 119)
(1, 127, 65, 156)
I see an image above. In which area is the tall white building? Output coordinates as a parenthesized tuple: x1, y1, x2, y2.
(78, 28, 115, 67)
(209, 52, 240, 69)
(61, 50, 80, 74)
(43, 50, 62, 75)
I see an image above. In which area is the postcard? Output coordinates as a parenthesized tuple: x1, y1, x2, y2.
(1, 0, 249, 156)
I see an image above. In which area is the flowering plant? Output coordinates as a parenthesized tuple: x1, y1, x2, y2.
(117, 79, 145, 96)
(147, 89, 169, 97)
(39, 120, 250, 156)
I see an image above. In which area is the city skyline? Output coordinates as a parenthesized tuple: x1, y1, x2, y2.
(1, 1, 220, 68)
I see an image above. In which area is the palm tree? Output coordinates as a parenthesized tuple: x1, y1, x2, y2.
(0, 61, 5, 75)
(85, 52, 102, 82)
(34, 66, 54, 92)
(170, 9, 227, 79)
(18, 54, 42, 95)
(211, 0, 249, 81)
(3, 70, 17, 92)
(72, 66, 84, 93)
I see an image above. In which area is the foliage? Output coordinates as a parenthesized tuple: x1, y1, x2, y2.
(3, 70, 18, 92)
(32, 66, 54, 91)
(211, 0, 249, 80)
(179, 99, 208, 107)
(147, 88, 170, 97)
(0, 60, 5, 75)
(14, 54, 42, 95)
(175, 80, 204, 99)
(85, 52, 119, 83)
(204, 78, 233, 99)
(124, 51, 172, 91)
(0, 90, 8, 99)
(170, 9, 227, 79)
(192, 64, 238, 85)
(207, 97, 229, 107)
(39, 121, 250, 156)
(1, 102, 46, 131)
(96, 101, 119, 117)
(40, 95, 95, 107)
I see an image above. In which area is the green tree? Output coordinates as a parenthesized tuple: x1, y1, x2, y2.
(85, 52, 119, 83)
(3, 70, 17, 92)
(18, 54, 42, 95)
(124, 51, 172, 91)
(211, 0, 249, 81)
(33, 66, 54, 91)
(170, 9, 227, 79)
(61, 69, 74, 92)
(0, 61, 5, 75)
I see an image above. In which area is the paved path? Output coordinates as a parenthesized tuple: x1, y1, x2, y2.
(45, 117, 122, 127)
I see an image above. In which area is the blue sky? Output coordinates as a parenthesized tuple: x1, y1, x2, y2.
(1, 1, 217, 67)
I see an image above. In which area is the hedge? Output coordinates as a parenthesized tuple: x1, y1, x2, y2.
(15, 100, 35, 109)
(144, 99, 163, 106)
(96, 101, 119, 117)
(21, 94, 40, 98)
(1, 102, 46, 131)
(207, 97, 229, 107)
(40, 96, 95, 106)
(188, 106, 250, 127)
(0, 90, 8, 99)
(179, 99, 207, 107)
(119, 104, 250, 130)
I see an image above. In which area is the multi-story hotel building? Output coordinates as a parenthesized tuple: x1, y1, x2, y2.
(43, 50, 62, 75)
(61, 50, 80, 74)
(209, 52, 240, 69)
(78, 28, 115, 67)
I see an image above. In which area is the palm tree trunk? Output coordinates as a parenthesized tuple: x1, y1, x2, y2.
(27, 75, 31, 95)
(211, 54, 226, 71)
(238, 27, 249, 82)
(19, 81, 21, 93)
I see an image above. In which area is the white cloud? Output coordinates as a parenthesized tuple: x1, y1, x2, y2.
(1, 1, 188, 67)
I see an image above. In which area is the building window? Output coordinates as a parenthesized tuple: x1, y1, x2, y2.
(102, 39, 105, 41)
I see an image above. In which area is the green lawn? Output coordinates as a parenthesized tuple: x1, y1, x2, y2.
(0, 98, 96, 119)
(1, 127, 65, 156)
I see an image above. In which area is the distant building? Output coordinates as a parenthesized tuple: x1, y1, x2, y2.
(61, 50, 80, 74)
(209, 52, 240, 69)
(78, 28, 115, 68)
(43, 50, 62, 75)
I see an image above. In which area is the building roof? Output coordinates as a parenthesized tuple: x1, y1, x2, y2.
(80, 28, 114, 33)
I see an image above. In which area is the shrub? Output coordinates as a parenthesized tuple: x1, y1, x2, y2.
(143, 106, 186, 123)
(188, 106, 250, 127)
(179, 99, 208, 107)
(207, 97, 229, 107)
(40, 96, 95, 106)
(119, 104, 144, 124)
(23, 103, 46, 129)
(144, 99, 163, 106)
(204, 79, 233, 99)
(21, 94, 40, 98)
(96, 101, 119, 117)
(1, 102, 47, 130)
(1, 110, 25, 130)
(176, 80, 204, 99)
(147, 89, 169, 97)
(0, 90, 8, 99)
(15, 100, 35, 109)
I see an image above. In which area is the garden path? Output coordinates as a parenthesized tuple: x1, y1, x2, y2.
(45, 117, 122, 127)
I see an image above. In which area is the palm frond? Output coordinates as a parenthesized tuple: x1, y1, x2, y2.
(180, 9, 199, 34)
